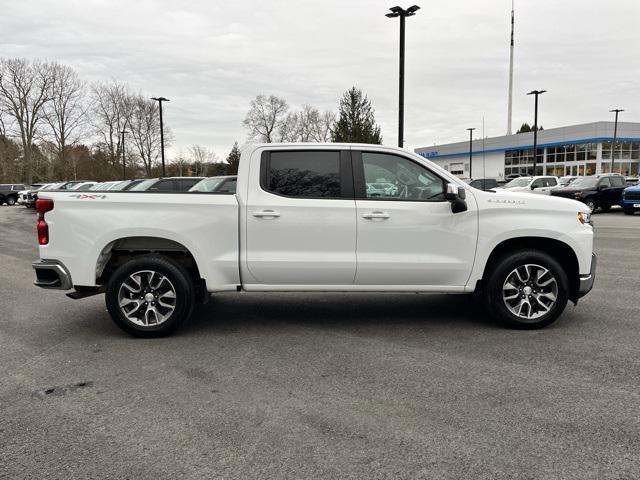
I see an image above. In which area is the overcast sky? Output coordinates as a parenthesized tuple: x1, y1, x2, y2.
(1, 0, 639, 158)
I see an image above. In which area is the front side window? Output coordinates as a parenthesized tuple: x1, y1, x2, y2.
(152, 180, 175, 192)
(599, 177, 611, 188)
(361, 152, 445, 201)
(264, 151, 341, 198)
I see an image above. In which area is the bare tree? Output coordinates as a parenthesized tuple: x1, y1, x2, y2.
(243, 94, 288, 142)
(44, 63, 87, 180)
(170, 148, 189, 176)
(0, 58, 53, 184)
(310, 110, 336, 142)
(189, 144, 217, 176)
(278, 111, 301, 142)
(91, 80, 133, 166)
(128, 94, 169, 176)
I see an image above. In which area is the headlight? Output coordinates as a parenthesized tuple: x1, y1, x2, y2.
(577, 211, 592, 225)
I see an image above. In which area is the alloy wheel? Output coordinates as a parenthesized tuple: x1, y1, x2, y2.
(117, 270, 177, 327)
(502, 264, 558, 321)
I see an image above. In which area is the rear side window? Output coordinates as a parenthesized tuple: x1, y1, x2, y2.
(531, 179, 544, 189)
(543, 178, 557, 187)
(263, 151, 342, 198)
(599, 178, 611, 188)
(611, 176, 625, 187)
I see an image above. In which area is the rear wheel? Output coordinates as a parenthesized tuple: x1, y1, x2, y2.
(6, 196, 16, 206)
(483, 250, 569, 329)
(105, 255, 194, 337)
(624, 208, 635, 215)
(600, 203, 611, 212)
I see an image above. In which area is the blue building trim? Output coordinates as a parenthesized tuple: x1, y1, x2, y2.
(418, 137, 640, 160)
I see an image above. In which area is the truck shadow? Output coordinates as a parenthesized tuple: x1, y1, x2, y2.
(185, 292, 497, 335)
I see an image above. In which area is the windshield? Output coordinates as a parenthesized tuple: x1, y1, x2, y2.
(569, 177, 598, 188)
(189, 177, 225, 192)
(109, 181, 131, 190)
(43, 183, 65, 190)
(129, 179, 158, 191)
(504, 178, 531, 188)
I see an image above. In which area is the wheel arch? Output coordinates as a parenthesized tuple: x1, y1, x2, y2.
(95, 236, 204, 288)
(481, 237, 580, 302)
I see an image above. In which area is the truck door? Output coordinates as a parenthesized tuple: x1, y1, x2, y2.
(244, 149, 356, 286)
(352, 150, 477, 287)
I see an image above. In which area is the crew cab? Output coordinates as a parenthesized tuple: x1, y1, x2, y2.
(32, 144, 596, 337)
(551, 174, 626, 212)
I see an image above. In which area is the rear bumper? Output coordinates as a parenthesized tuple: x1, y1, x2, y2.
(32, 260, 73, 290)
(576, 253, 596, 299)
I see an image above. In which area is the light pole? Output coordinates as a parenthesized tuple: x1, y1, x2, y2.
(120, 130, 128, 180)
(386, 5, 420, 148)
(527, 89, 546, 175)
(467, 127, 475, 180)
(609, 108, 624, 173)
(151, 96, 169, 176)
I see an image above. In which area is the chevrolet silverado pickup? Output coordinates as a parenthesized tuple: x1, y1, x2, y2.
(32, 143, 596, 337)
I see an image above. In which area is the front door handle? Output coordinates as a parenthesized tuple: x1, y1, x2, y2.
(362, 211, 390, 219)
(252, 210, 281, 218)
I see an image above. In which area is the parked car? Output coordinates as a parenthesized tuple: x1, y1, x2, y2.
(505, 173, 521, 181)
(625, 176, 639, 186)
(621, 184, 640, 215)
(559, 176, 578, 187)
(26, 183, 64, 208)
(189, 176, 237, 194)
(492, 176, 560, 195)
(17, 185, 42, 205)
(69, 181, 98, 191)
(468, 178, 499, 191)
(33, 143, 595, 337)
(551, 174, 626, 212)
(0, 183, 27, 205)
(128, 177, 204, 192)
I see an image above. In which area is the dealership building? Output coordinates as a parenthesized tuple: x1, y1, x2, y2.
(415, 121, 640, 180)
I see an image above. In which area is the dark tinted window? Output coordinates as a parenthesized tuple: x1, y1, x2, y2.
(266, 151, 341, 198)
(177, 179, 200, 191)
(531, 179, 544, 188)
(218, 179, 237, 193)
(151, 180, 175, 192)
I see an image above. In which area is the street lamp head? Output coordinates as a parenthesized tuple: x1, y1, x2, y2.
(406, 5, 420, 15)
(610, 108, 624, 113)
(527, 89, 547, 96)
(386, 5, 420, 17)
(467, 127, 476, 131)
(151, 97, 170, 102)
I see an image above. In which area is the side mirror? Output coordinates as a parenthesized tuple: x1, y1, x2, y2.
(445, 183, 467, 214)
(530, 184, 537, 190)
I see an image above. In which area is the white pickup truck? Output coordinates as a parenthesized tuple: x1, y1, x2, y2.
(33, 143, 596, 337)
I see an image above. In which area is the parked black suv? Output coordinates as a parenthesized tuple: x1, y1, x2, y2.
(0, 183, 26, 205)
(551, 174, 626, 212)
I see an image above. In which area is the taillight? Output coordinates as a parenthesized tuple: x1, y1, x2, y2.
(36, 198, 54, 245)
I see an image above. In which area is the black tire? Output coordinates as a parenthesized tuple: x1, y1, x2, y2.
(105, 254, 194, 337)
(584, 199, 596, 212)
(600, 203, 611, 212)
(6, 196, 16, 206)
(624, 208, 635, 215)
(483, 250, 569, 329)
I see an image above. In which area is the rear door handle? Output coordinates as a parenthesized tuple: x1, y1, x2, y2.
(362, 211, 390, 219)
(252, 210, 280, 218)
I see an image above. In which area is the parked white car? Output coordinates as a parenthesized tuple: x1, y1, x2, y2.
(493, 176, 560, 195)
(32, 144, 595, 337)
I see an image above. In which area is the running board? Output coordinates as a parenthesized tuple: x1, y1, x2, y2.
(66, 286, 105, 300)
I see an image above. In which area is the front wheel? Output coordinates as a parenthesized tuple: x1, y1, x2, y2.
(105, 255, 195, 337)
(584, 199, 596, 212)
(483, 250, 569, 329)
(6, 196, 16, 206)
(624, 208, 635, 215)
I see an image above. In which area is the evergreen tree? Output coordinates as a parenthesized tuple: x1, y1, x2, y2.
(226, 141, 241, 175)
(331, 87, 382, 144)
(517, 122, 543, 133)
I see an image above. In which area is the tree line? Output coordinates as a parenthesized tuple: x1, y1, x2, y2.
(0, 57, 383, 184)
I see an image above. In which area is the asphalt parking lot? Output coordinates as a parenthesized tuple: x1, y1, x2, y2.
(1, 206, 639, 479)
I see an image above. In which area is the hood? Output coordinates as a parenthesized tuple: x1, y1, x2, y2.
(477, 188, 588, 213)
(624, 185, 640, 193)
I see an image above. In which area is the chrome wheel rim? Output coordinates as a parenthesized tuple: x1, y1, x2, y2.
(117, 270, 177, 327)
(502, 264, 558, 321)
